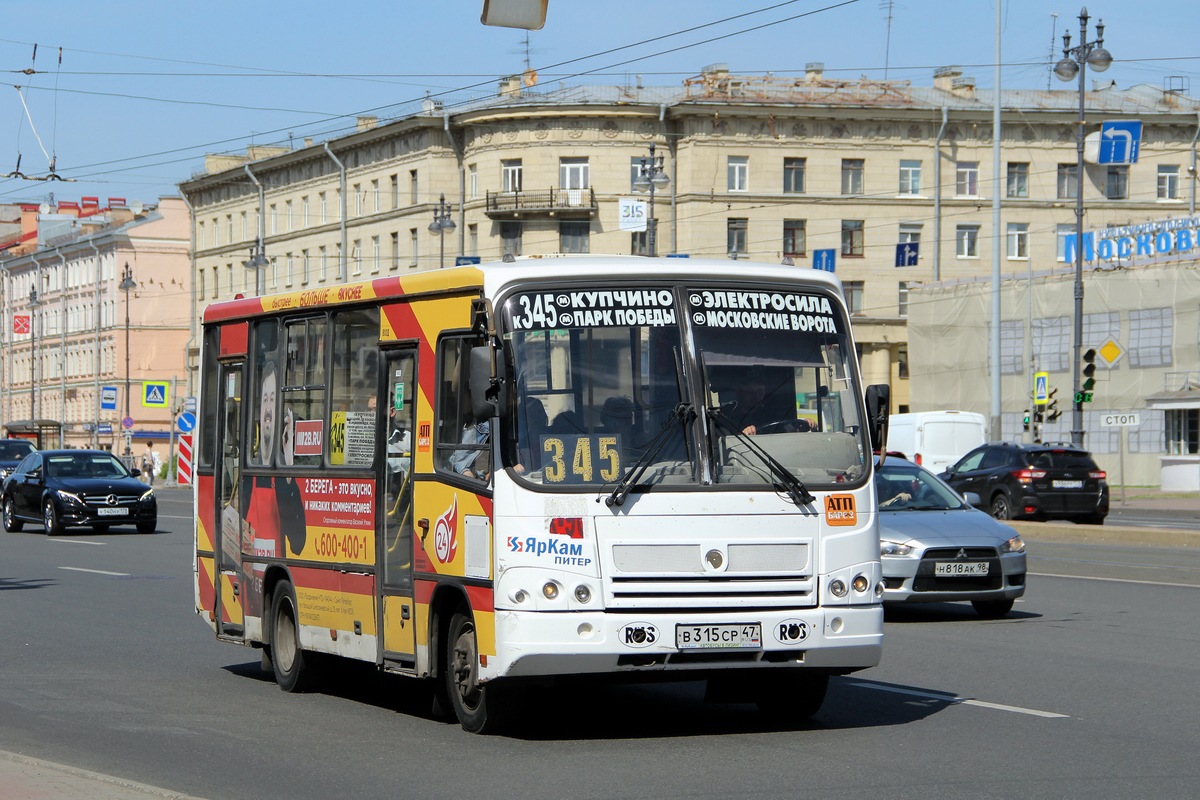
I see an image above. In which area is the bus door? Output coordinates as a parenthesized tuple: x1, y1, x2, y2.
(378, 348, 417, 665)
(215, 362, 247, 639)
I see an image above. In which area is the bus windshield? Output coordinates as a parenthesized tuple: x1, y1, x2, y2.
(499, 283, 868, 490)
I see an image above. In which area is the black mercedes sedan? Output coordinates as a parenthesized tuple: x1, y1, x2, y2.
(1, 449, 157, 535)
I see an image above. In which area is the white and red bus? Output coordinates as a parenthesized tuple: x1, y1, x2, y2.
(193, 255, 890, 732)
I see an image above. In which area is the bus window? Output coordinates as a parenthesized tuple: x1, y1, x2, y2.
(437, 336, 490, 482)
(282, 318, 327, 468)
(250, 320, 281, 467)
(329, 308, 380, 467)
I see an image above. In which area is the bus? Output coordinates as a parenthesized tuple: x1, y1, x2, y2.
(193, 255, 890, 733)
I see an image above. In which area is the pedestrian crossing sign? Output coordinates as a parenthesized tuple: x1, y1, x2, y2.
(142, 381, 169, 408)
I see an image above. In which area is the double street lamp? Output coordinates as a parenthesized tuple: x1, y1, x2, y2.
(119, 263, 137, 456)
(429, 193, 456, 268)
(1054, 5, 1113, 448)
(633, 142, 670, 257)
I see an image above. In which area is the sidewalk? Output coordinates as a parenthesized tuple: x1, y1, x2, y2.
(0, 750, 204, 800)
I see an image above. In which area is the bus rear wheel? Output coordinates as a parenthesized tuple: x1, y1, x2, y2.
(446, 611, 508, 734)
(270, 580, 316, 692)
(755, 672, 829, 722)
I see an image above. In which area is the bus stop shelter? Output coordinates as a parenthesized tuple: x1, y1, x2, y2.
(3, 420, 64, 449)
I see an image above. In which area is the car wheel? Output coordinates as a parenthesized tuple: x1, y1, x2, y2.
(137, 516, 157, 534)
(3, 497, 24, 532)
(43, 498, 63, 536)
(270, 579, 319, 693)
(990, 493, 1013, 520)
(972, 598, 1015, 618)
(755, 672, 829, 722)
(446, 610, 509, 734)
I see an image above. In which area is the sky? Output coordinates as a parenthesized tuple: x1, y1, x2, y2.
(2, 0, 1196, 207)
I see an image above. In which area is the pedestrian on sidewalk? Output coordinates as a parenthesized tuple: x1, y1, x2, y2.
(141, 441, 161, 486)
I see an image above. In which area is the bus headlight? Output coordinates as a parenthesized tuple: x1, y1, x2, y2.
(829, 579, 848, 598)
(852, 574, 870, 594)
(573, 584, 592, 603)
(542, 581, 560, 600)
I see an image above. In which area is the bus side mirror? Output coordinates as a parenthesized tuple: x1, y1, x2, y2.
(864, 384, 890, 453)
(469, 345, 509, 420)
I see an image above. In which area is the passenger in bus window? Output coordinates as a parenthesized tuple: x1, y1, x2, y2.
(449, 414, 491, 480)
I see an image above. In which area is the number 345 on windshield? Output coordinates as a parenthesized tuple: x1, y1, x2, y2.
(542, 434, 620, 484)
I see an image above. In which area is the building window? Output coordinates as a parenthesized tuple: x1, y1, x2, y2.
(783, 219, 806, 257)
(956, 224, 980, 258)
(841, 220, 864, 257)
(1158, 165, 1180, 200)
(1007, 162, 1029, 198)
(319, 192, 327, 223)
(1056, 223, 1075, 261)
(1105, 165, 1129, 200)
(390, 174, 400, 209)
(301, 196, 309, 227)
(560, 221, 590, 254)
(318, 245, 328, 282)
(502, 160, 523, 193)
(390, 232, 399, 270)
(559, 157, 589, 190)
(843, 281, 864, 315)
(898, 281, 910, 317)
(1000, 319, 1024, 375)
(1033, 316, 1070, 372)
(468, 164, 478, 199)
(1007, 223, 1029, 259)
(240, 212, 248, 240)
(409, 170, 418, 204)
(899, 223, 922, 246)
(727, 156, 748, 192)
(1057, 163, 1079, 200)
(371, 179, 380, 213)
(301, 249, 310, 285)
(1128, 307, 1173, 368)
(269, 205, 277, 235)
(898, 160, 920, 195)
(353, 184, 363, 216)
(226, 214, 234, 242)
(371, 235, 381, 273)
(631, 230, 649, 256)
(783, 157, 806, 194)
(285, 253, 294, 286)
(501, 221, 522, 256)
(468, 223, 478, 256)
(955, 162, 979, 197)
(285, 200, 293, 232)
(352, 239, 362, 275)
(842, 159, 865, 195)
(1165, 409, 1199, 455)
(409, 229, 418, 267)
(727, 218, 748, 257)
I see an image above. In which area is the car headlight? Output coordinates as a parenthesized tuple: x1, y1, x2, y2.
(880, 538, 914, 556)
(1000, 534, 1026, 554)
(139, 489, 155, 502)
(55, 490, 85, 506)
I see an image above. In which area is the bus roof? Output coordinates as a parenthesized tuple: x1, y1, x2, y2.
(202, 255, 844, 324)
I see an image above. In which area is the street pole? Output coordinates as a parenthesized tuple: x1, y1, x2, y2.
(634, 142, 670, 257)
(1055, 6, 1113, 448)
(429, 193, 455, 268)
(28, 285, 38, 422)
(120, 263, 137, 458)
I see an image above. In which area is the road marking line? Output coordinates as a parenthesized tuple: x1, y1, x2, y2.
(846, 680, 1069, 718)
(48, 539, 105, 546)
(59, 567, 129, 577)
(1031, 571, 1199, 590)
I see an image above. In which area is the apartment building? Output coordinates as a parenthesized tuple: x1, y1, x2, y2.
(0, 197, 192, 452)
(179, 64, 1200, 479)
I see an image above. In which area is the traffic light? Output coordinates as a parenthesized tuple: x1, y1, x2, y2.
(1045, 388, 1061, 422)
(1081, 348, 1097, 403)
(1023, 409, 1031, 432)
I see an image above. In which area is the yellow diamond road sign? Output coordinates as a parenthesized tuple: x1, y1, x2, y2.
(1097, 338, 1125, 367)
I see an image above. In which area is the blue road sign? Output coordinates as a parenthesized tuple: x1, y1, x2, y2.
(455, 256, 482, 265)
(177, 412, 197, 433)
(98, 423, 113, 435)
(1098, 120, 1142, 164)
(813, 249, 836, 273)
(100, 386, 118, 410)
(895, 242, 920, 267)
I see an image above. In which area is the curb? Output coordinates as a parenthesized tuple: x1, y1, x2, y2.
(0, 750, 206, 800)
(1007, 520, 1199, 548)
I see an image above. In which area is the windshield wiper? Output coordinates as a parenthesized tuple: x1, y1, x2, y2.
(708, 406, 816, 508)
(604, 403, 695, 508)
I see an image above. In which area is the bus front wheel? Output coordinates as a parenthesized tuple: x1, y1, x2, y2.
(270, 580, 316, 692)
(445, 611, 507, 734)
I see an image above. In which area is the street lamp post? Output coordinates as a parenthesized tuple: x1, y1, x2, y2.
(633, 142, 670, 257)
(28, 285, 39, 421)
(119, 263, 137, 457)
(429, 193, 456, 268)
(1055, 5, 1113, 448)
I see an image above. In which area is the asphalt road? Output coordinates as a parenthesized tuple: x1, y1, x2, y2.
(1, 487, 1198, 799)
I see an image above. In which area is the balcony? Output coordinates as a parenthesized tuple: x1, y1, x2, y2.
(484, 188, 597, 220)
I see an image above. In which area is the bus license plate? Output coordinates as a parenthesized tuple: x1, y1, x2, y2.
(935, 561, 989, 576)
(96, 507, 128, 516)
(676, 623, 762, 650)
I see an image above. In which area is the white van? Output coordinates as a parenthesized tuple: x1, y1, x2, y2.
(886, 410, 987, 475)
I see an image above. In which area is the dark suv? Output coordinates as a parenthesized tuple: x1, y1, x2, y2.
(940, 442, 1108, 525)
